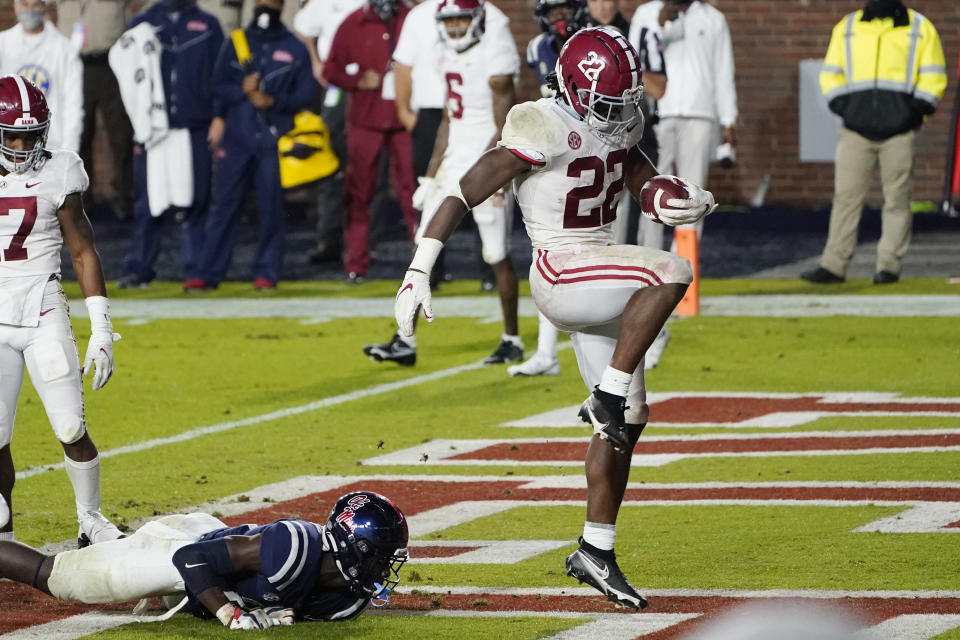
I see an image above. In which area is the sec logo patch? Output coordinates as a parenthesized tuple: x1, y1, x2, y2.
(567, 132, 581, 150)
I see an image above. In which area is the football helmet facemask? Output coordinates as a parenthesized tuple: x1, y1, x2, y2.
(555, 27, 644, 140)
(323, 491, 409, 602)
(534, 0, 587, 42)
(0, 75, 50, 174)
(435, 0, 485, 52)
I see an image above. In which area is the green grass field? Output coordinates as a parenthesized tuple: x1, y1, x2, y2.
(6, 280, 960, 638)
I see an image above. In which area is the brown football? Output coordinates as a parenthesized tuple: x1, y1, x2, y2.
(638, 175, 693, 223)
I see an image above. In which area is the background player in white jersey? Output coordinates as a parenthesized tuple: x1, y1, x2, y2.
(394, 28, 714, 608)
(365, 0, 525, 367)
(0, 76, 123, 547)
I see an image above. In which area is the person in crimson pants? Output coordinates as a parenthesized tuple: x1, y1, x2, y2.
(323, 0, 418, 283)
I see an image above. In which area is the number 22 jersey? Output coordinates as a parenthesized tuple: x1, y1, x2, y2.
(497, 98, 643, 251)
(0, 150, 88, 326)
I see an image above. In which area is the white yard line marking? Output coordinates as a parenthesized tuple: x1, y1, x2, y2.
(419, 610, 701, 639)
(393, 586, 960, 600)
(0, 612, 139, 640)
(407, 539, 570, 564)
(857, 614, 960, 639)
(16, 359, 493, 482)
(69, 294, 960, 320)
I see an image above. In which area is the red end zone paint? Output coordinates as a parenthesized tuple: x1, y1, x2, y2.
(648, 396, 960, 424)
(445, 433, 960, 461)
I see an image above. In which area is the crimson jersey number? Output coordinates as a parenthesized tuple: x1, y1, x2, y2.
(444, 73, 464, 119)
(0, 197, 38, 262)
(562, 149, 627, 229)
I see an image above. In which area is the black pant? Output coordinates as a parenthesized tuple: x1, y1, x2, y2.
(80, 56, 134, 212)
(411, 108, 443, 179)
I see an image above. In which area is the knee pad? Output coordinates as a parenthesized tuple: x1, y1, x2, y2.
(624, 403, 649, 426)
(50, 411, 86, 445)
(662, 253, 694, 285)
(481, 244, 507, 265)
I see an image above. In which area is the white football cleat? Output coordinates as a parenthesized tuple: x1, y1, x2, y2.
(508, 353, 560, 377)
(643, 326, 670, 371)
(77, 510, 125, 548)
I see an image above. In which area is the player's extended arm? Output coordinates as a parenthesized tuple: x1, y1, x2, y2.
(394, 147, 530, 336)
(394, 62, 416, 131)
(58, 193, 117, 390)
(172, 535, 294, 630)
(412, 110, 450, 211)
(625, 144, 716, 224)
(623, 144, 659, 199)
(642, 71, 666, 100)
(486, 74, 516, 151)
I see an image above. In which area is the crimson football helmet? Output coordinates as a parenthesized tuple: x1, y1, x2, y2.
(323, 491, 409, 602)
(555, 27, 644, 139)
(0, 75, 50, 174)
(435, 0, 485, 52)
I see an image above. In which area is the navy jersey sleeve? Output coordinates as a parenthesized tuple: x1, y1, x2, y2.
(299, 591, 369, 621)
(257, 519, 325, 606)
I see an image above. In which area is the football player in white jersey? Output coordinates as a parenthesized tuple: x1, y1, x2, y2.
(394, 28, 714, 608)
(364, 0, 525, 367)
(0, 76, 123, 547)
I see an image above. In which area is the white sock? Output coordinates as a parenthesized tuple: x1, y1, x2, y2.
(599, 366, 632, 398)
(503, 333, 523, 347)
(583, 521, 616, 551)
(64, 454, 101, 516)
(398, 334, 416, 348)
(0, 531, 15, 541)
(536, 313, 558, 358)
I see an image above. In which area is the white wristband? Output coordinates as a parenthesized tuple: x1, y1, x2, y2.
(216, 603, 236, 626)
(409, 237, 444, 274)
(84, 296, 113, 335)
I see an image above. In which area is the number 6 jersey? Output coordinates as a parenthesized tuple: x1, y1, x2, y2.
(497, 98, 643, 251)
(0, 150, 89, 326)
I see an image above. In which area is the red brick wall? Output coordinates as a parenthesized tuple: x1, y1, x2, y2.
(3, 0, 958, 207)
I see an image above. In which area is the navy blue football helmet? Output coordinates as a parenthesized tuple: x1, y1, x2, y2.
(324, 491, 409, 601)
(534, 0, 588, 42)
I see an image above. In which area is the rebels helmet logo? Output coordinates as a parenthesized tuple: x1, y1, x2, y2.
(577, 51, 606, 82)
(335, 493, 371, 532)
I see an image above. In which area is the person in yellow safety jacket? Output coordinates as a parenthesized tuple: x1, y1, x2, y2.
(802, 0, 946, 286)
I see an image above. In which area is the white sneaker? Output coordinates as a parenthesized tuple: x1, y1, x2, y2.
(643, 326, 671, 371)
(508, 353, 560, 377)
(77, 510, 125, 548)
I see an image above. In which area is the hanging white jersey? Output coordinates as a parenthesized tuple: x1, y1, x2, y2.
(0, 151, 88, 326)
(497, 98, 643, 251)
(438, 34, 519, 176)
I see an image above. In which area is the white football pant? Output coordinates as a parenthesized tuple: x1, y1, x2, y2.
(529, 244, 693, 424)
(48, 513, 226, 603)
(0, 279, 85, 448)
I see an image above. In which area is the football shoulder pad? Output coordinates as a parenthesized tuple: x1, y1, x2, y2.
(498, 100, 568, 167)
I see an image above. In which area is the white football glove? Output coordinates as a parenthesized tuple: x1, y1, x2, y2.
(394, 269, 433, 338)
(412, 176, 435, 211)
(83, 331, 120, 391)
(661, 182, 717, 226)
(228, 607, 272, 630)
(264, 607, 295, 626)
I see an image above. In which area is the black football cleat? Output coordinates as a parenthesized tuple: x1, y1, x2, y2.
(579, 389, 631, 453)
(483, 339, 523, 365)
(565, 538, 648, 610)
(363, 334, 416, 366)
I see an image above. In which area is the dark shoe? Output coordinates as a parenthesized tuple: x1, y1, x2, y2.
(800, 267, 845, 284)
(565, 538, 648, 610)
(347, 272, 365, 285)
(483, 339, 523, 365)
(873, 270, 899, 285)
(363, 334, 416, 366)
(578, 389, 630, 453)
(116, 274, 149, 289)
(308, 243, 341, 264)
